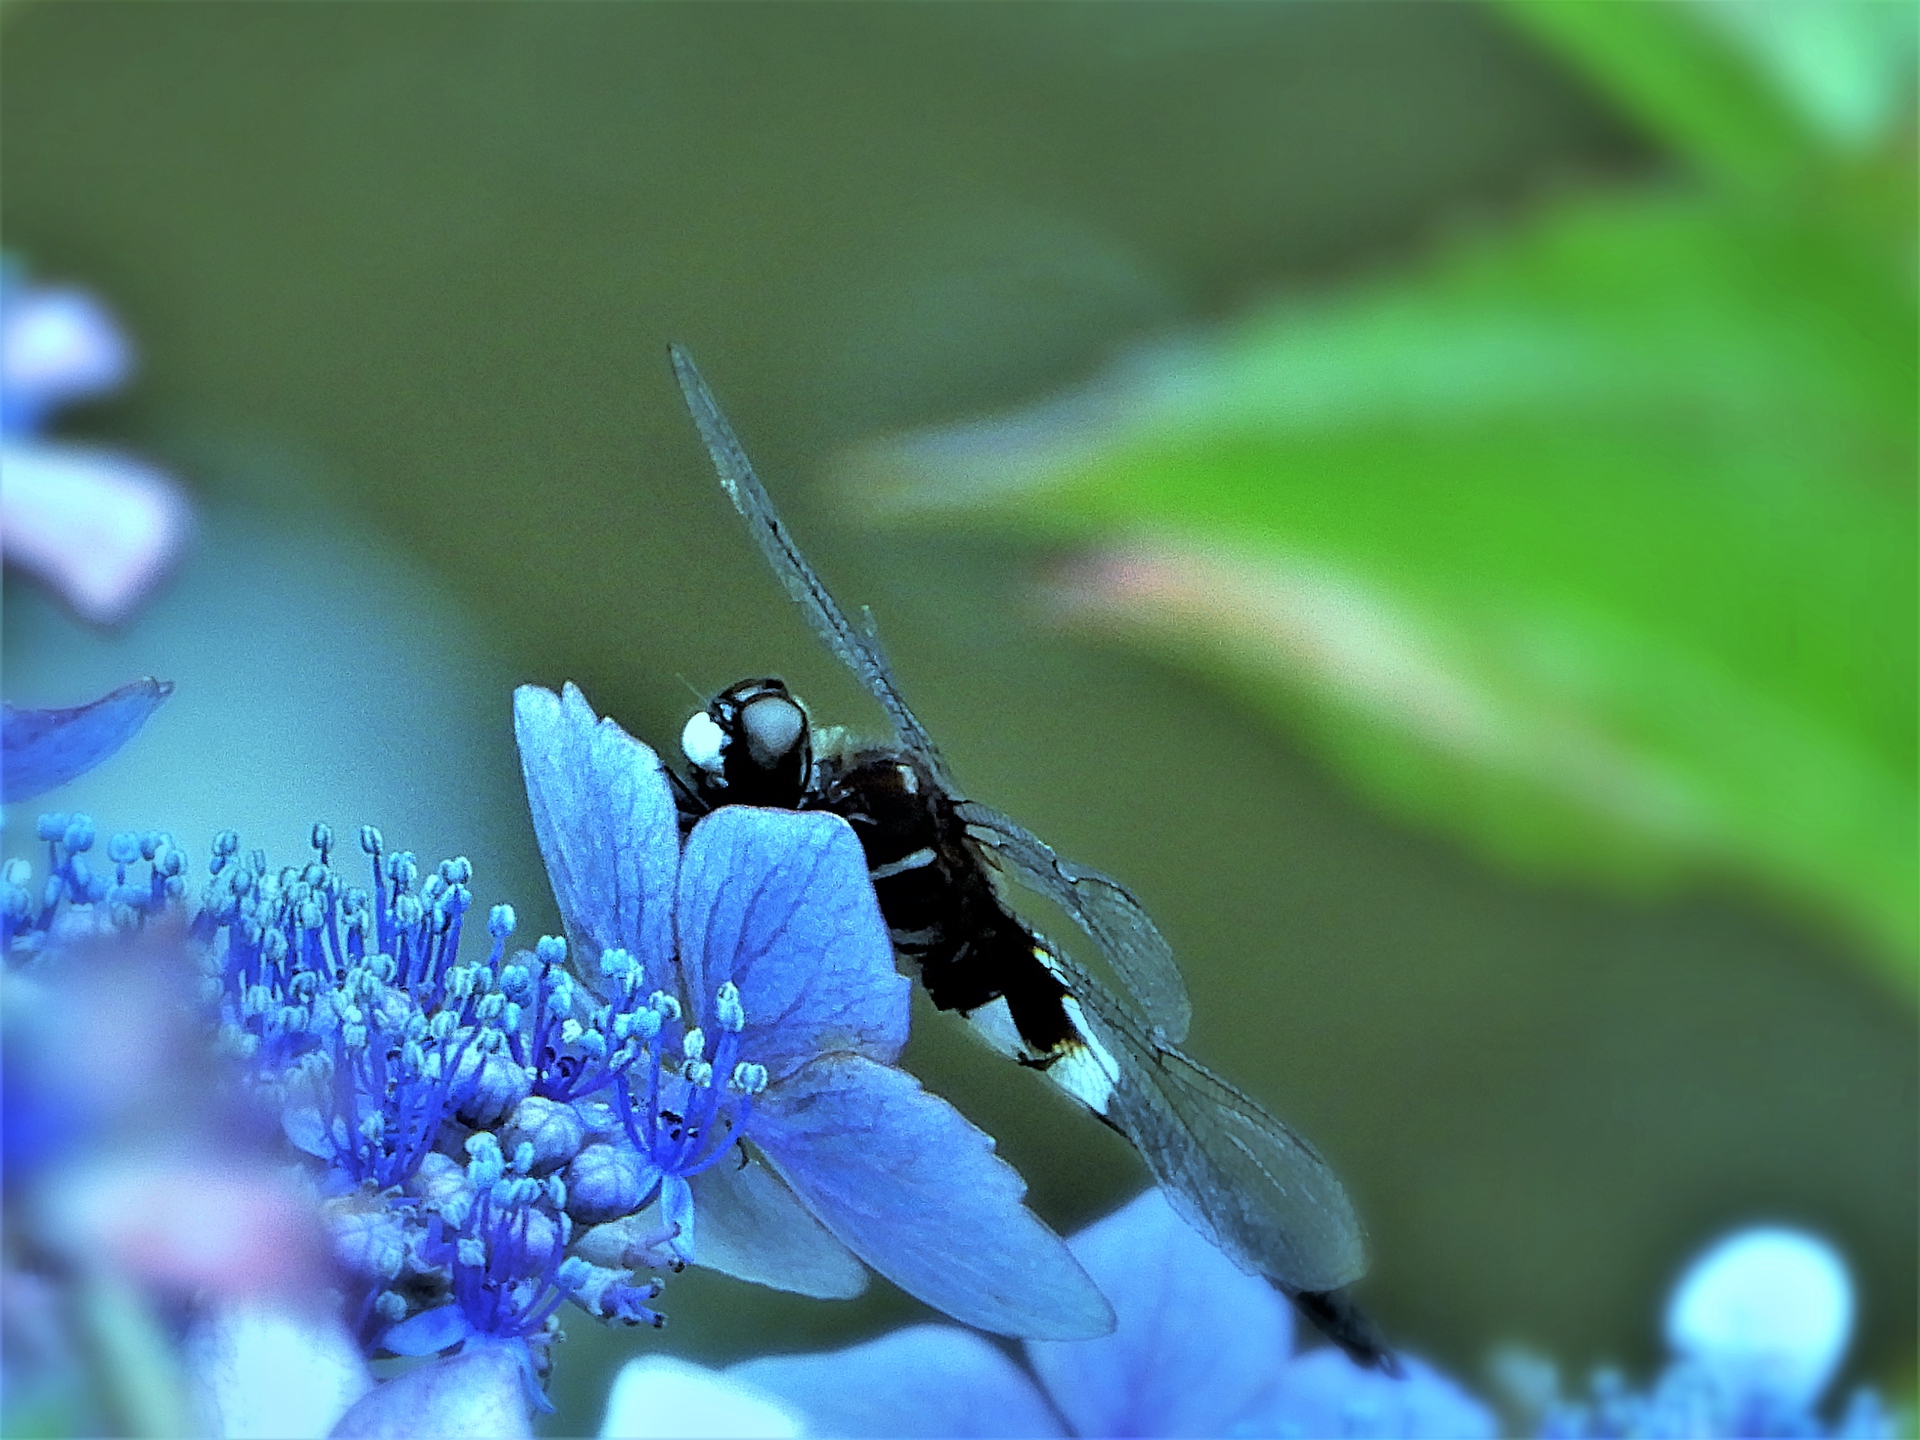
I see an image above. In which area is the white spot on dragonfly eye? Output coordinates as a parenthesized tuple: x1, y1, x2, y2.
(868, 847, 936, 882)
(681, 711, 726, 773)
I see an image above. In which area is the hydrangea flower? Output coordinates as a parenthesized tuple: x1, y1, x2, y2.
(0, 261, 190, 625)
(6, 673, 1115, 1433)
(599, 1188, 1493, 1439)
(513, 682, 1112, 1341)
(4, 809, 641, 1435)
(1531, 1226, 1894, 1440)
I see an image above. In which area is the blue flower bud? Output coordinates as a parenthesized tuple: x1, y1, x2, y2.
(453, 1050, 531, 1127)
(332, 1209, 408, 1280)
(564, 1143, 655, 1225)
(108, 832, 140, 865)
(359, 825, 383, 855)
(410, 1152, 472, 1210)
(488, 904, 516, 940)
(311, 822, 334, 855)
(536, 935, 567, 967)
(37, 813, 70, 843)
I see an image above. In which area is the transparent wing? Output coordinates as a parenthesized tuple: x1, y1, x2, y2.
(669, 344, 951, 787)
(1049, 948, 1367, 1294)
(958, 799, 1191, 1044)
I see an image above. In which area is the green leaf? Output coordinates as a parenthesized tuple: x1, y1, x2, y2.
(839, 191, 1917, 992)
(1496, 0, 1820, 188)
(1494, 0, 1917, 186)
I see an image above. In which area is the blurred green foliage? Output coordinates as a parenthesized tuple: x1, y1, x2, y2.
(844, 1, 1918, 991)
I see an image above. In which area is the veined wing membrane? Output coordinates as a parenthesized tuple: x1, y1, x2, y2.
(1049, 948, 1366, 1294)
(669, 344, 952, 788)
(958, 799, 1191, 1044)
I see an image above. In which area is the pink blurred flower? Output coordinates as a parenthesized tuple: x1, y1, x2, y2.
(0, 265, 190, 625)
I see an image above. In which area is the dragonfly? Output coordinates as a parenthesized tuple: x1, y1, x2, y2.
(665, 344, 1390, 1367)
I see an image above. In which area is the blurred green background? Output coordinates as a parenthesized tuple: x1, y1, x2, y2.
(3, 3, 1912, 1433)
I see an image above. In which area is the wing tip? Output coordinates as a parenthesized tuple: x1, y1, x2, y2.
(666, 341, 704, 394)
(1287, 1286, 1399, 1372)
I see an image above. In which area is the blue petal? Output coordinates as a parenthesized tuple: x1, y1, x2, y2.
(732, 1325, 1067, 1439)
(330, 1339, 534, 1438)
(282, 1106, 334, 1160)
(685, 1155, 868, 1300)
(379, 1304, 473, 1357)
(1257, 1351, 1497, 1440)
(599, 1356, 802, 1439)
(660, 1173, 695, 1261)
(1, 677, 171, 802)
(186, 1304, 372, 1440)
(753, 1053, 1113, 1340)
(675, 807, 908, 1078)
(513, 684, 677, 986)
(1026, 1188, 1294, 1437)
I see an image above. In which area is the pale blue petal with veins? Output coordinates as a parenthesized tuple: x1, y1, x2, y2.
(711, 1188, 1495, 1439)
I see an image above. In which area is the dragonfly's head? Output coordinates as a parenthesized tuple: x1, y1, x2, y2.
(681, 677, 812, 809)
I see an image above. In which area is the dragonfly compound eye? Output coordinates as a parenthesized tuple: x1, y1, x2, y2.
(739, 694, 805, 771)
